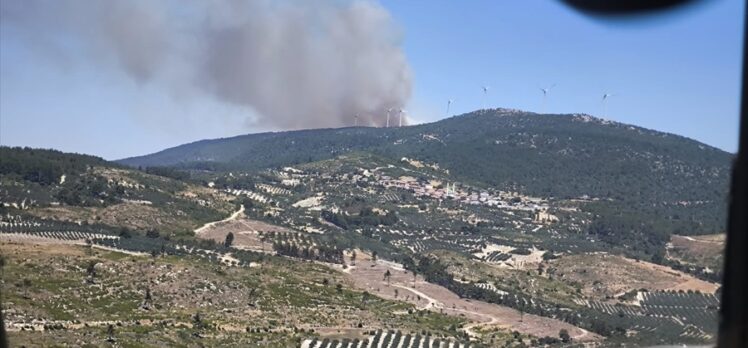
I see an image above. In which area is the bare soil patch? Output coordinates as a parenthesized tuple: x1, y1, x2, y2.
(668, 234, 725, 271)
(195, 213, 293, 253)
(551, 253, 719, 298)
(345, 254, 600, 342)
(31, 204, 197, 234)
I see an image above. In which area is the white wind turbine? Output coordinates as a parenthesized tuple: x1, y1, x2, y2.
(602, 93, 615, 118)
(354, 113, 359, 127)
(398, 109, 405, 127)
(386, 108, 392, 128)
(446, 99, 454, 117)
(540, 84, 556, 114)
(482, 86, 489, 111)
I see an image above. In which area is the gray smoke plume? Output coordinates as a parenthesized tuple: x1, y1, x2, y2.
(0, 0, 412, 129)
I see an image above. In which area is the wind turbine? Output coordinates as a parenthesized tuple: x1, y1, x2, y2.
(539, 84, 556, 114)
(398, 109, 405, 127)
(354, 113, 359, 127)
(602, 93, 615, 118)
(446, 99, 454, 117)
(386, 108, 392, 128)
(482, 86, 489, 111)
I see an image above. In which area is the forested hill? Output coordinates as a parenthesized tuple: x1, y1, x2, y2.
(0, 147, 234, 234)
(0, 147, 116, 184)
(120, 109, 731, 197)
(120, 109, 733, 237)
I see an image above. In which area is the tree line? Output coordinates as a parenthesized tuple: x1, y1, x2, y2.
(321, 207, 398, 230)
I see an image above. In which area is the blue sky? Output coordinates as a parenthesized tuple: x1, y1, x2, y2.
(383, 0, 744, 152)
(0, 0, 744, 159)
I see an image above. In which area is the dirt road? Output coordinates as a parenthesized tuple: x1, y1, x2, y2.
(345, 257, 601, 342)
(194, 205, 245, 234)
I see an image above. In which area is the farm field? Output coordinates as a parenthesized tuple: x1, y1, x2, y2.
(548, 253, 719, 299)
(194, 212, 291, 254)
(668, 234, 725, 272)
(343, 254, 599, 343)
(301, 330, 472, 348)
(189, 216, 598, 344)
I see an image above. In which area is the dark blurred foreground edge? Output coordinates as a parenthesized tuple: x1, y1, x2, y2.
(562, 1, 748, 347)
(561, 0, 699, 16)
(720, 2, 748, 347)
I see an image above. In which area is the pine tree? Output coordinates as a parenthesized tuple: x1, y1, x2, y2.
(224, 232, 234, 248)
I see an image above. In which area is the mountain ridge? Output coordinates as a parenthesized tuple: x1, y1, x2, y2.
(119, 109, 731, 167)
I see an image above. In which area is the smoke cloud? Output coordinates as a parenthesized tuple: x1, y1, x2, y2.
(0, 0, 412, 129)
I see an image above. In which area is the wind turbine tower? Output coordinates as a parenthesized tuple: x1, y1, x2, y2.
(540, 84, 556, 114)
(482, 86, 489, 111)
(355, 113, 359, 127)
(398, 109, 405, 127)
(446, 99, 454, 117)
(602, 93, 614, 118)
(386, 108, 392, 128)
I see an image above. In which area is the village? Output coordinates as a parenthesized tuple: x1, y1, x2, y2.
(219, 162, 562, 225)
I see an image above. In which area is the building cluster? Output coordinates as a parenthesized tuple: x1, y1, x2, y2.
(277, 167, 306, 187)
(370, 173, 553, 215)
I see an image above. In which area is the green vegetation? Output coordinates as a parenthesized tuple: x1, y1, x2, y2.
(142, 166, 191, 181)
(0, 146, 111, 185)
(0, 147, 234, 237)
(322, 207, 398, 230)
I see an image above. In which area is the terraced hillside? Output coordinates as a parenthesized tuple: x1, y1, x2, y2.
(0, 147, 235, 237)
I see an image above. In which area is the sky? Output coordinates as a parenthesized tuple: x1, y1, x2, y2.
(0, 0, 744, 160)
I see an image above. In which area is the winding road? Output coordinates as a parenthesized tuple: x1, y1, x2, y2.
(194, 205, 245, 235)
